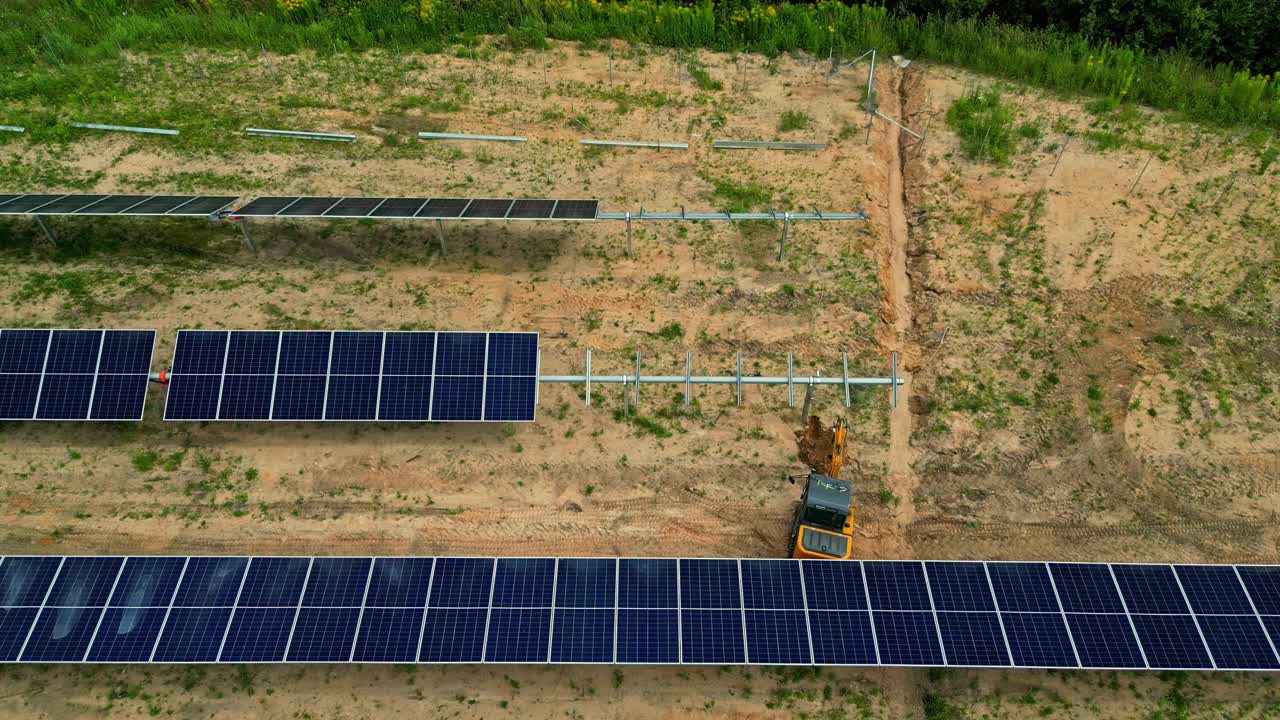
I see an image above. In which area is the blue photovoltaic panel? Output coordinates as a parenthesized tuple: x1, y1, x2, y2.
(302, 558, 372, 607)
(0, 608, 40, 661)
(108, 557, 185, 607)
(46, 556, 124, 607)
(485, 608, 551, 662)
(172, 557, 248, 607)
(220, 607, 297, 662)
(430, 558, 495, 608)
(365, 558, 433, 608)
(1113, 565, 1190, 614)
(802, 561, 867, 610)
(492, 558, 555, 608)
(330, 332, 382, 375)
(152, 607, 232, 662)
(926, 562, 996, 612)
(1049, 563, 1126, 613)
(808, 610, 876, 665)
(381, 332, 434, 375)
(225, 331, 278, 374)
(680, 559, 741, 609)
(1175, 565, 1254, 615)
(936, 611, 1009, 666)
(619, 559, 678, 609)
(874, 611, 944, 666)
(434, 332, 487, 375)
(555, 559, 615, 608)
(85, 607, 167, 662)
(0, 556, 62, 607)
(1066, 613, 1146, 668)
(1239, 567, 1280, 614)
(353, 608, 423, 662)
(989, 563, 1061, 613)
(865, 562, 932, 611)
(1129, 614, 1212, 669)
(551, 608, 614, 663)
(419, 608, 488, 662)
(0, 329, 155, 421)
(287, 607, 360, 662)
(616, 609, 678, 663)
(740, 560, 804, 610)
(0, 329, 51, 372)
(486, 333, 538, 375)
(682, 609, 745, 663)
(1000, 613, 1078, 668)
(21, 606, 105, 661)
(236, 557, 311, 607)
(279, 331, 331, 374)
(171, 331, 227, 374)
(1197, 615, 1280, 669)
(745, 610, 810, 664)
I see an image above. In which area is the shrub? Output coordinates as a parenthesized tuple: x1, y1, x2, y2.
(946, 89, 1015, 163)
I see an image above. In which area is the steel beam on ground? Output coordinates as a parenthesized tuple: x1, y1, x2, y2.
(417, 131, 527, 143)
(245, 128, 355, 142)
(69, 122, 178, 136)
(712, 140, 826, 151)
(579, 139, 688, 150)
(0, 125, 25, 133)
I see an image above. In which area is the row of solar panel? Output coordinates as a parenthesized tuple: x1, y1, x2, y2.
(0, 329, 155, 420)
(231, 197, 599, 220)
(0, 194, 237, 216)
(165, 330, 539, 422)
(4, 557, 1280, 668)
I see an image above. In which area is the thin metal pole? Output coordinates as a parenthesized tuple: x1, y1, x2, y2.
(625, 212, 632, 257)
(684, 352, 691, 407)
(238, 219, 256, 252)
(864, 49, 876, 145)
(434, 219, 447, 256)
(891, 351, 899, 408)
(787, 353, 794, 407)
(634, 351, 641, 408)
(778, 213, 791, 260)
(1128, 153, 1154, 195)
(842, 353, 851, 408)
(471, 46, 477, 85)
(978, 123, 992, 161)
(33, 216, 58, 245)
(585, 349, 592, 406)
(801, 380, 815, 419)
(736, 352, 742, 407)
(1050, 136, 1070, 176)
(608, 49, 613, 87)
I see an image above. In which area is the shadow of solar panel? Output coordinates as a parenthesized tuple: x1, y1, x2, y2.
(807, 610, 876, 664)
(937, 612, 1009, 666)
(430, 558, 494, 608)
(170, 196, 238, 215)
(680, 559, 741, 609)
(152, 607, 232, 662)
(485, 608, 551, 662)
(1065, 613, 1145, 668)
(417, 198, 470, 218)
(865, 562, 931, 611)
(110, 557, 185, 607)
(365, 559, 433, 608)
(303, 558, 372, 607)
(1199, 615, 1280, 669)
(21, 606, 105, 661)
(1175, 565, 1253, 614)
(324, 197, 385, 217)
(0, 556, 62, 607)
(419, 608, 487, 662)
(1113, 565, 1189, 614)
(0, 608, 39, 661)
(507, 199, 556, 219)
(282, 197, 342, 216)
(988, 563, 1060, 613)
(462, 198, 513, 219)
(31, 195, 106, 214)
(272, 375, 326, 420)
(1130, 614, 1211, 669)
(551, 609, 613, 662)
(287, 608, 360, 662)
(926, 563, 997, 612)
(220, 607, 297, 662)
(1000, 613, 1077, 667)
(555, 559, 615, 608)
(126, 196, 197, 215)
(235, 197, 300, 216)
(218, 375, 274, 420)
(616, 609, 677, 663)
(47, 557, 124, 607)
(325, 375, 379, 419)
(172, 557, 248, 607)
(745, 610, 810, 664)
(740, 560, 803, 609)
(492, 559, 554, 608)
(619, 560, 677, 609)
(76, 195, 151, 214)
(681, 609, 745, 663)
(237, 557, 311, 607)
(353, 608, 423, 662)
(85, 607, 167, 662)
(0, 195, 66, 213)
(370, 198, 429, 217)
(873, 611, 943, 665)
(551, 200, 598, 219)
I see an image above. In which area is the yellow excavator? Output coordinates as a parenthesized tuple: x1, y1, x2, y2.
(788, 418, 855, 560)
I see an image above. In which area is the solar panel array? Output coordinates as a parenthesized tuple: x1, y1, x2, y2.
(3, 557, 1280, 668)
(0, 195, 237, 217)
(231, 197, 599, 220)
(0, 329, 156, 421)
(163, 330, 538, 422)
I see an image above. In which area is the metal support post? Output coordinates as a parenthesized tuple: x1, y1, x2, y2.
(778, 212, 791, 261)
(625, 212, 632, 257)
(864, 49, 876, 145)
(684, 352, 691, 406)
(1128, 153, 1154, 195)
(800, 380, 815, 420)
(787, 353, 794, 407)
(1050, 136, 1070, 176)
(33, 216, 58, 246)
(434, 219, 447, 256)
(735, 352, 743, 407)
(585, 349, 592, 406)
(842, 353, 851, 408)
(634, 352, 641, 408)
(238, 219, 256, 252)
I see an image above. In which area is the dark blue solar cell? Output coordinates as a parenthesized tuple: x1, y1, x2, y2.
(492, 558, 554, 608)
(172, 557, 248, 607)
(1048, 563, 1125, 613)
(44, 330, 101, 373)
(808, 610, 876, 664)
(682, 609, 746, 663)
(485, 608, 551, 662)
(236, 557, 311, 607)
(0, 557, 62, 607)
(1236, 567, 1280, 615)
(287, 607, 360, 661)
(555, 559, 615, 608)
(0, 329, 50, 373)
(35, 374, 95, 419)
(680, 559, 742, 609)
(1113, 565, 1189, 614)
(1066, 613, 1146, 668)
(864, 562, 932, 611)
(740, 560, 804, 610)
(378, 375, 431, 420)
(430, 558, 495, 607)
(745, 610, 810, 664)
(89, 375, 150, 420)
(937, 612, 1009, 666)
(1001, 613, 1078, 667)
(271, 375, 326, 420)
(85, 607, 166, 662)
(618, 559, 677, 609)
(0, 608, 39, 661)
(278, 332, 331, 375)
(365, 558, 433, 608)
(873, 611, 943, 665)
(172, 331, 228, 374)
(217, 374, 274, 420)
(430, 376, 483, 421)
(551, 608, 613, 662)
(164, 375, 222, 420)
(1198, 615, 1280, 669)
(46, 557, 124, 607)
(616, 609, 678, 663)
(325, 375, 379, 420)
(926, 562, 997, 612)
(802, 561, 867, 611)
(486, 333, 538, 375)
(219, 607, 296, 662)
(988, 563, 1060, 613)
(303, 558, 372, 607)
(483, 377, 537, 422)
(224, 331, 279, 374)
(97, 330, 154, 374)
(329, 332, 383, 375)
(0, 374, 40, 419)
(152, 607, 232, 662)
(1130, 614, 1212, 669)
(1174, 566, 1253, 615)
(419, 607, 487, 662)
(20, 606, 105, 661)
(382, 333, 435, 375)
(109, 557, 185, 607)
(352, 608, 423, 662)
(434, 332, 487, 375)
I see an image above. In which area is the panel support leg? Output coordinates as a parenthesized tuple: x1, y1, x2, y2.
(801, 380, 815, 421)
(34, 216, 58, 246)
(238, 219, 256, 252)
(625, 213, 632, 258)
(435, 219, 447, 256)
(777, 213, 791, 261)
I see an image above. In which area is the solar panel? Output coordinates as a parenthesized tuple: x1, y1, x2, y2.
(0, 329, 156, 421)
(551, 199, 599, 219)
(163, 330, 538, 422)
(0, 194, 235, 216)
(8, 558, 1280, 670)
(228, 196, 598, 220)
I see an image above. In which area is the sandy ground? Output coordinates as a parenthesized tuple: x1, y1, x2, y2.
(0, 40, 1278, 719)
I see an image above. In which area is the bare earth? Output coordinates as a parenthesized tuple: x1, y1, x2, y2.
(0, 41, 1277, 718)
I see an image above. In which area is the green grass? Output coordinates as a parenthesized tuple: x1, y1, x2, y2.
(777, 110, 811, 132)
(945, 88, 1015, 163)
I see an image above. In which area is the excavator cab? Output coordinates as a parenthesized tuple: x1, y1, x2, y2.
(789, 472, 854, 560)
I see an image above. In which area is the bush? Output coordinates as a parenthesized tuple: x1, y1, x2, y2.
(778, 110, 812, 132)
(945, 89, 1015, 163)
